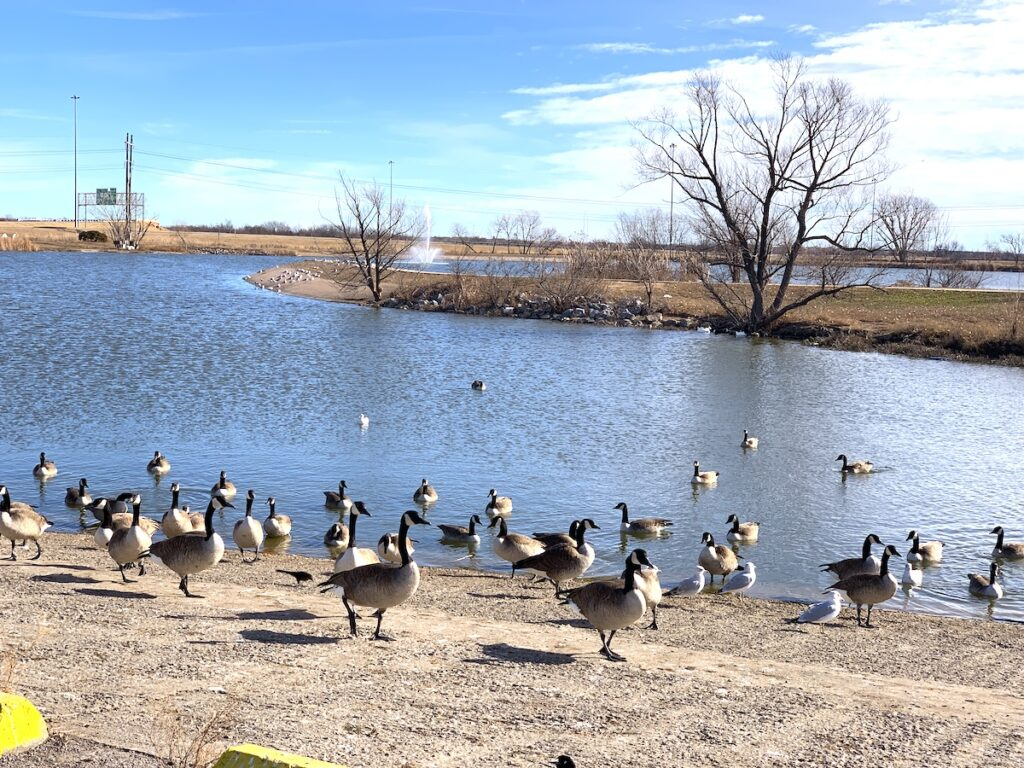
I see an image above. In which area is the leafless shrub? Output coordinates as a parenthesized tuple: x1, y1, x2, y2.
(477, 255, 526, 308)
(152, 700, 236, 768)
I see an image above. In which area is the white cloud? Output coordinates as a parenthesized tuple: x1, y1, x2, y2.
(70, 10, 202, 21)
(576, 39, 775, 56)
(0, 109, 61, 121)
(730, 14, 765, 24)
(789, 24, 817, 35)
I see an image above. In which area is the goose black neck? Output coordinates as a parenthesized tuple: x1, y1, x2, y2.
(879, 550, 892, 578)
(171, 487, 180, 509)
(131, 502, 141, 527)
(861, 537, 875, 559)
(203, 502, 216, 540)
(729, 517, 740, 533)
(497, 517, 508, 538)
(0, 489, 9, 513)
(692, 464, 700, 477)
(989, 562, 998, 583)
(620, 505, 629, 524)
(705, 534, 716, 548)
(268, 500, 276, 518)
(909, 536, 921, 554)
(346, 509, 359, 550)
(102, 507, 112, 528)
(623, 560, 639, 593)
(245, 495, 253, 517)
(80, 479, 88, 493)
(398, 517, 414, 566)
(574, 523, 588, 549)
(995, 529, 1005, 549)
(468, 516, 478, 535)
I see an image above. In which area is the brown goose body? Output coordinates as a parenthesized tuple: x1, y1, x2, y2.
(149, 497, 231, 597)
(991, 526, 1024, 560)
(485, 488, 513, 518)
(513, 518, 599, 595)
(616, 502, 672, 535)
(489, 517, 544, 567)
(324, 480, 352, 511)
(0, 485, 52, 560)
(106, 500, 152, 582)
(725, 514, 759, 543)
(32, 451, 58, 478)
(438, 514, 482, 544)
(968, 562, 1003, 599)
(147, 450, 171, 474)
(413, 478, 438, 504)
(820, 534, 883, 580)
(827, 545, 901, 627)
(698, 532, 738, 582)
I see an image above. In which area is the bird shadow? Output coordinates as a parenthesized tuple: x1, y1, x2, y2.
(74, 588, 158, 600)
(5, 561, 95, 572)
(466, 642, 575, 666)
(466, 591, 545, 601)
(238, 629, 337, 645)
(30, 573, 100, 585)
(539, 617, 590, 629)
(235, 609, 320, 622)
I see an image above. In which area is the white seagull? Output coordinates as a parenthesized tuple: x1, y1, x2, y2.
(358, 413, 370, 429)
(719, 562, 756, 596)
(787, 591, 843, 626)
(667, 565, 707, 598)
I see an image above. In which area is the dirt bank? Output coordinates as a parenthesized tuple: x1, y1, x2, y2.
(1, 533, 1021, 768)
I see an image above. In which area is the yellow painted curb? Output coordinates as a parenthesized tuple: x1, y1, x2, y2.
(213, 743, 347, 768)
(0, 692, 49, 756)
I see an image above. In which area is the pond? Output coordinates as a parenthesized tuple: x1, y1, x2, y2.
(1, 250, 1022, 622)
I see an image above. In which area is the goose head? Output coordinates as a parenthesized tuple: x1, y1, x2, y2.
(353, 501, 371, 517)
(882, 545, 902, 559)
(401, 510, 432, 528)
(469, 514, 483, 526)
(627, 548, 654, 570)
(578, 518, 600, 531)
(990, 525, 1004, 536)
(211, 491, 234, 510)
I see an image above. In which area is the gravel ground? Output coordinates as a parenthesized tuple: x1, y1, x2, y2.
(1, 533, 1022, 768)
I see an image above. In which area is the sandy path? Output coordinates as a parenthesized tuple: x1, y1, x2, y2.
(1, 534, 1022, 768)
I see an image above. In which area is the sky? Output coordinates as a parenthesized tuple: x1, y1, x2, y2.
(2, 0, 1022, 248)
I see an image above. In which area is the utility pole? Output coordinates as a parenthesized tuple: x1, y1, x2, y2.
(72, 95, 79, 227)
(388, 159, 394, 227)
(124, 133, 134, 248)
(668, 142, 676, 253)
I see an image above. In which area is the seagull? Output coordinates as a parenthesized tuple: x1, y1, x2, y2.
(719, 562, 756, 596)
(785, 591, 843, 627)
(358, 413, 369, 429)
(667, 565, 707, 598)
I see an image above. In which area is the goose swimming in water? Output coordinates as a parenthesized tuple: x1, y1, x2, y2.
(438, 514, 483, 545)
(323, 480, 352, 511)
(616, 502, 672, 536)
(32, 452, 58, 479)
(210, 470, 237, 500)
(147, 450, 171, 475)
(836, 454, 873, 474)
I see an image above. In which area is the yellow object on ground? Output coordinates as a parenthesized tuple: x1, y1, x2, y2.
(0, 692, 49, 756)
(213, 743, 347, 768)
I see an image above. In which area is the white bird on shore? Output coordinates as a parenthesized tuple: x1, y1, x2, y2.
(785, 591, 843, 627)
(667, 566, 707, 598)
(719, 562, 756, 596)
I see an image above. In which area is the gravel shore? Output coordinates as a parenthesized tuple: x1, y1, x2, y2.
(1, 533, 1021, 768)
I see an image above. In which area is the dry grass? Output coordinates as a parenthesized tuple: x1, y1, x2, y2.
(149, 699, 236, 768)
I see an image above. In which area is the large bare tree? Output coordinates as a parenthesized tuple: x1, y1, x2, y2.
(634, 57, 892, 332)
(875, 192, 942, 264)
(615, 209, 671, 310)
(329, 174, 424, 301)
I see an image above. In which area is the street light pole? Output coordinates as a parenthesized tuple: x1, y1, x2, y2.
(71, 95, 79, 227)
(388, 160, 394, 226)
(668, 143, 676, 252)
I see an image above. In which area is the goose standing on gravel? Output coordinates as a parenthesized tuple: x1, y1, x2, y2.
(161, 482, 195, 538)
(968, 562, 1003, 599)
(147, 450, 171, 475)
(616, 502, 672, 536)
(149, 495, 232, 597)
(990, 526, 1024, 560)
(905, 530, 943, 563)
(377, 531, 415, 564)
(334, 501, 380, 573)
(691, 461, 719, 485)
(263, 497, 292, 538)
(725, 514, 759, 543)
(741, 430, 759, 450)
(563, 549, 654, 662)
(438, 514, 483, 545)
(65, 477, 91, 507)
(323, 480, 352, 512)
(324, 521, 349, 549)
(32, 452, 58, 479)
(318, 510, 431, 639)
(698, 532, 739, 584)
(667, 566, 707, 598)
(485, 488, 513, 518)
(836, 454, 873, 474)
(0, 485, 51, 561)
(210, 470, 237, 500)
(619, 555, 662, 629)
(785, 591, 843, 627)
(826, 545, 901, 627)
(413, 478, 438, 505)
(489, 517, 544, 573)
(513, 518, 600, 596)
(106, 497, 153, 582)
(232, 490, 265, 562)
(819, 534, 884, 580)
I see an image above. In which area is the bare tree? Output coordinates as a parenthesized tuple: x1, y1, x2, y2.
(96, 200, 152, 250)
(491, 214, 513, 253)
(875, 192, 942, 264)
(991, 233, 1024, 338)
(509, 211, 559, 255)
(634, 57, 892, 332)
(328, 174, 424, 301)
(615, 209, 671, 310)
(450, 223, 478, 254)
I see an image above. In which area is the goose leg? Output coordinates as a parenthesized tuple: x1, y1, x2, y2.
(864, 604, 874, 628)
(138, 559, 146, 576)
(598, 631, 611, 659)
(30, 540, 42, 561)
(647, 605, 658, 630)
(252, 544, 260, 563)
(181, 575, 200, 598)
(342, 597, 358, 636)
(9, 539, 16, 561)
(372, 610, 392, 641)
(118, 564, 129, 583)
(553, 581, 565, 598)
(238, 546, 247, 562)
(605, 631, 626, 662)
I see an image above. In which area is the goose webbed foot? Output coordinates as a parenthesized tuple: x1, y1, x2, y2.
(119, 565, 130, 583)
(370, 610, 391, 640)
(29, 541, 42, 561)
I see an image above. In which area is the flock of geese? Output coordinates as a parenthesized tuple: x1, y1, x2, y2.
(1, 437, 1020, 660)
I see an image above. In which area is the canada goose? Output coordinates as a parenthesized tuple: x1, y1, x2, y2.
(64, 477, 91, 507)
(334, 501, 380, 573)
(148, 495, 233, 597)
(147, 450, 171, 474)
(616, 502, 672, 535)
(819, 534, 884, 580)
(438, 514, 482, 544)
(377, 531, 415, 564)
(826, 545, 901, 627)
(318, 510, 431, 639)
(324, 521, 349, 549)
(720, 562, 757, 596)
(485, 488, 513, 518)
(323, 480, 352, 511)
(691, 460, 719, 485)
(0, 485, 52, 560)
(901, 562, 923, 588)
(618, 557, 662, 629)
(835, 454, 873, 474)
(667, 565, 707, 598)
(489, 516, 545, 573)
(161, 482, 195, 537)
(533, 520, 579, 548)
(698, 532, 739, 583)
(262, 497, 292, 538)
(905, 530, 943, 563)
(210, 470, 237, 500)
(471, 379, 486, 391)
(563, 549, 654, 662)
(109, 494, 161, 536)
(513, 518, 600, 596)
(413, 478, 438, 505)
(741, 430, 759, 450)
(358, 413, 369, 428)
(968, 562, 1003, 599)
(785, 591, 843, 627)
(89, 492, 132, 522)
(94, 506, 115, 549)
(32, 451, 58, 478)
(232, 489, 264, 562)
(106, 497, 153, 582)
(990, 526, 1024, 560)
(725, 514, 759, 543)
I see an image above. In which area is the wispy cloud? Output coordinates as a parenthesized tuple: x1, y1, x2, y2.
(577, 39, 774, 56)
(70, 9, 203, 21)
(789, 24, 817, 35)
(730, 14, 765, 25)
(0, 108, 61, 121)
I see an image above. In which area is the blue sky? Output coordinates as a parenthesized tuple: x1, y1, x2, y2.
(2, 1, 1022, 247)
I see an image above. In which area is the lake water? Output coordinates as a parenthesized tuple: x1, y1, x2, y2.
(2, 251, 1022, 622)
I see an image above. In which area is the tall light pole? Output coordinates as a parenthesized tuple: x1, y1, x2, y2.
(71, 95, 80, 227)
(668, 142, 676, 252)
(388, 159, 394, 226)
